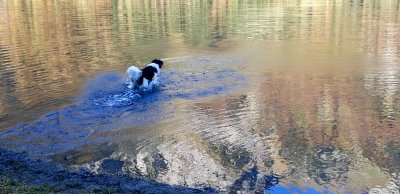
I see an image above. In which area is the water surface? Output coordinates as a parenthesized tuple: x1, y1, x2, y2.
(1, 0, 400, 193)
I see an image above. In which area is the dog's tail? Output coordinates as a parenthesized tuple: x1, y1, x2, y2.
(126, 66, 142, 89)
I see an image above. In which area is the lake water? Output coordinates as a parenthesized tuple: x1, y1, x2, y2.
(1, 0, 400, 193)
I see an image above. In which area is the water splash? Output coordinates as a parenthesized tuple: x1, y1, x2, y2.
(0, 69, 246, 156)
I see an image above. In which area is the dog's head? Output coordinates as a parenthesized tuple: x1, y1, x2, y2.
(151, 59, 164, 68)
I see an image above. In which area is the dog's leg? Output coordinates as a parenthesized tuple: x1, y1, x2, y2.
(126, 78, 134, 89)
(140, 78, 149, 89)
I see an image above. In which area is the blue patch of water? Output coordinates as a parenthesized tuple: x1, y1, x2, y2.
(0, 69, 246, 156)
(227, 165, 336, 194)
(266, 184, 336, 194)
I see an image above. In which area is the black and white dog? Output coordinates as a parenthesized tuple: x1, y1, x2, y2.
(126, 59, 164, 90)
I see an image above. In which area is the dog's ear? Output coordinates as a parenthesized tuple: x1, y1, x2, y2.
(151, 59, 164, 68)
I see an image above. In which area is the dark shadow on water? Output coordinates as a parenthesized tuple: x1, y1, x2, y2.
(0, 148, 217, 193)
(0, 69, 245, 156)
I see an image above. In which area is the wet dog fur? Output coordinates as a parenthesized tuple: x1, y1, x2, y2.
(126, 59, 164, 90)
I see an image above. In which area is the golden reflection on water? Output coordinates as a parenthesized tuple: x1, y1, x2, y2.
(1, 0, 400, 192)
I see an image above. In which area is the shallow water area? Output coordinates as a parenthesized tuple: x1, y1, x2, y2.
(0, 58, 247, 156)
(1, 0, 400, 193)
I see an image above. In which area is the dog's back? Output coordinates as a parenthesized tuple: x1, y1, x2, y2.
(137, 66, 159, 87)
